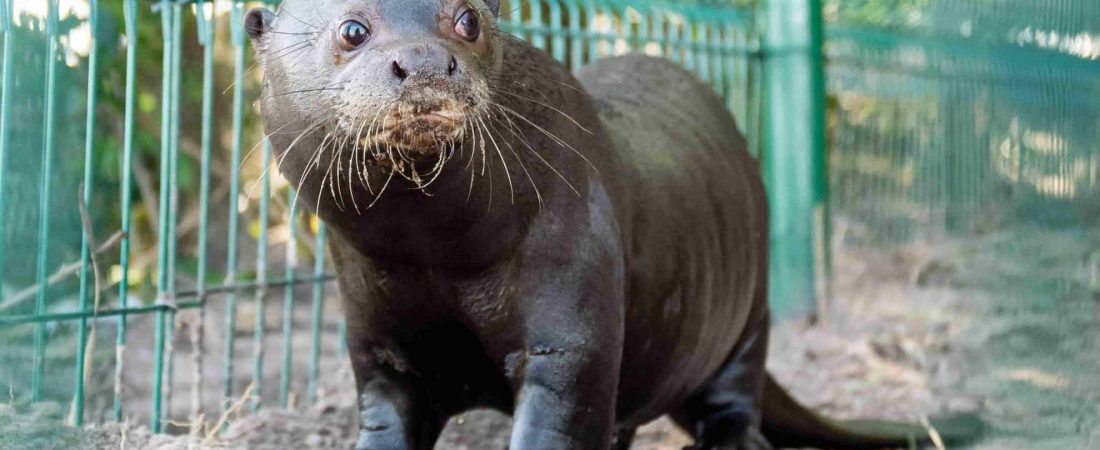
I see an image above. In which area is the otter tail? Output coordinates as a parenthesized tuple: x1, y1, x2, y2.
(761, 373, 983, 449)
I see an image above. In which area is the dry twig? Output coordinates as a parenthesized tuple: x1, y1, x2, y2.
(0, 230, 125, 312)
(204, 383, 255, 445)
(68, 186, 107, 426)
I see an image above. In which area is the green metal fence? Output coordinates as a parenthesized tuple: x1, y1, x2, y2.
(0, 0, 768, 434)
(0, 0, 341, 432)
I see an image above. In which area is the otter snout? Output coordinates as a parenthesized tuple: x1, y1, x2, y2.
(355, 43, 475, 157)
(377, 97, 468, 155)
(390, 44, 459, 82)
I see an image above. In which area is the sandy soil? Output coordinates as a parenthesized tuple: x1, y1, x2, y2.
(6, 227, 1098, 449)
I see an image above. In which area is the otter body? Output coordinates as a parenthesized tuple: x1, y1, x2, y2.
(246, 1, 976, 449)
(579, 55, 770, 428)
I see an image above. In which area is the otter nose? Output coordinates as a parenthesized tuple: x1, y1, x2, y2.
(390, 45, 458, 82)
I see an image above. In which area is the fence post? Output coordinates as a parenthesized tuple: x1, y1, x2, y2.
(0, 0, 12, 302)
(32, 0, 62, 404)
(762, 0, 827, 319)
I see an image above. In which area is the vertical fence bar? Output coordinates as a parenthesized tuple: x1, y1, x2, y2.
(682, 12, 695, 71)
(695, 14, 706, 78)
(510, 0, 526, 43)
(620, 2, 638, 55)
(193, 0, 217, 427)
(152, 310, 168, 432)
(564, 0, 582, 70)
(307, 223, 327, 403)
(162, 1, 186, 423)
(649, 7, 665, 60)
(530, 0, 546, 51)
(279, 189, 298, 409)
(157, 2, 173, 305)
(723, 22, 735, 112)
(751, 48, 764, 159)
(72, 0, 101, 427)
(763, 0, 825, 319)
(633, 4, 646, 53)
(31, 0, 61, 403)
(808, 0, 830, 316)
(667, 9, 681, 63)
(693, 16, 707, 80)
(224, 0, 247, 413)
(585, 1, 598, 62)
(709, 19, 722, 93)
(152, 0, 176, 432)
(598, 2, 612, 58)
(548, 0, 564, 62)
(252, 140, 273, 413)
(635, 4, 650, 54)
(115, 0, 139, 422)
(0, 0, 12, 299)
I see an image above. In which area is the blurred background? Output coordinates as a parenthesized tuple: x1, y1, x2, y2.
(0, 0, 1097, 449)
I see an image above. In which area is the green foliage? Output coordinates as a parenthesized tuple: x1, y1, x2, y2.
(826, 0, 934, 29)
(0, 13, 87, 301)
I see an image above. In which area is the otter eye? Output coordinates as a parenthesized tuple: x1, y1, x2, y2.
(338, 20, 370, 49)
(454, 10, 480, 42)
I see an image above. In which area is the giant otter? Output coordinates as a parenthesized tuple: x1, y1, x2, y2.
(244, 1, 978, 448)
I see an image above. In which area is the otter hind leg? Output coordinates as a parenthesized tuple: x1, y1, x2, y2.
(676, 313, 773, 450)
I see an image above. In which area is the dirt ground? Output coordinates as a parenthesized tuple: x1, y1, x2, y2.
(6, 226, 1099, 449)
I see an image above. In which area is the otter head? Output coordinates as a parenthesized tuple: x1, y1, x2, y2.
(246, 0, 503, 169)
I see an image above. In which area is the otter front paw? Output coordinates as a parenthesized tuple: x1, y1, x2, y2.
(354, 396, 409, 450)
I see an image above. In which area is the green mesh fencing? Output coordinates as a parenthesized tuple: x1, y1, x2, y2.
(825, 0, 1100, 243)
(0, 0, 766, 435)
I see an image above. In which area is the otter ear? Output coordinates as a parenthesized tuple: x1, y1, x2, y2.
(485, 0, 501, 16)
(245, 8, 275, 49)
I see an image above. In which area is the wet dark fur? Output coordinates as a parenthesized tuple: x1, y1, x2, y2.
(247, 1, 980, 449)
